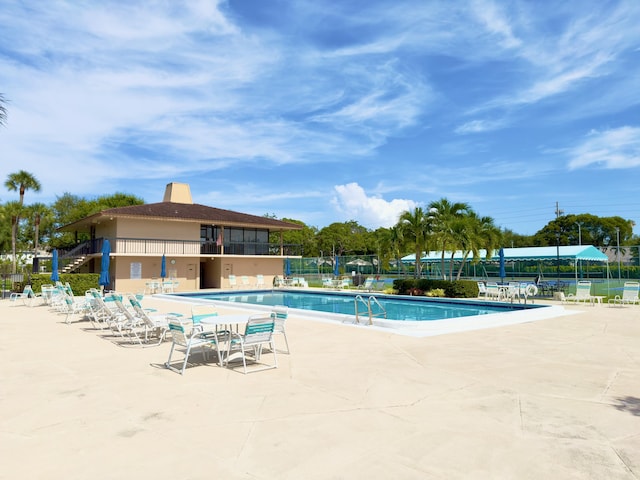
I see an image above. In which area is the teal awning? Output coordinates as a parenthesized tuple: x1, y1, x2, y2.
(402, 245, 608, 263)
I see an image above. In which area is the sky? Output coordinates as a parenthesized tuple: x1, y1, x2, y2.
(1, 0, 639, 235)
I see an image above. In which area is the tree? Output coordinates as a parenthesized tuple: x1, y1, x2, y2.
(453, 213, 502, 280)
(316, 221, 370, 258)
(397, 207, 431, 278)
(4, 171, 41, 272)
(5, 170, 41, 206)
(269, 218, 318, 256)
(534, 214, 634, 247)
(4, 201, 22, 273)
(0, 93, 7, 126)
(428, 198, 471, 279)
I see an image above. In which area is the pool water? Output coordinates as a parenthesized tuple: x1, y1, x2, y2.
(174, 289, 540, 322)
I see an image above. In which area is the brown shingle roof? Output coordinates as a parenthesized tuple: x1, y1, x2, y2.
(62, 202, 302, 231)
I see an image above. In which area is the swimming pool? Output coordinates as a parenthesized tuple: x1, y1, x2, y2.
(164, 289, 568, 337)
(173, 289, 543, 321)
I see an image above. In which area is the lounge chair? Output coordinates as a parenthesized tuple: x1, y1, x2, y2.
(476, 282, 487, 298)
(484, 282, 500, 300)
(565, 281, 594, 304)
(358, 277, 375, 292)
(226, 314, 278, 374)
(241, 276, 250, 288)
(608, 282, 640, 307)
(9, 285, 37, 306)
(228, 274, 238, 289)
(126, 294, 173, 345)
(255, 274, 265, 288)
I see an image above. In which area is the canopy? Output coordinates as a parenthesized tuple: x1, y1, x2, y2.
(402, 245, 608, 264)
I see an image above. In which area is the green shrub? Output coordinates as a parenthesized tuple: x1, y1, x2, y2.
(393, 278, 479, 298)
(16, 273, 100, 296)
(426, 288, 445, 297)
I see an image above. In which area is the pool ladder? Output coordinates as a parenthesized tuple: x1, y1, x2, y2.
(354, 295, 387, 325)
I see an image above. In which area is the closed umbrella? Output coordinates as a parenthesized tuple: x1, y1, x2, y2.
(333, 256, 340, 277)
(161, 254, 167, 280)
(499, 248, 506, 281)
(99, 239, 111, 288)
(50, 249, 59, 282)
(284, 258, 291, 277)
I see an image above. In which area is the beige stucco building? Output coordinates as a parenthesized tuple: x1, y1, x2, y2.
(60, 183, 302, 293)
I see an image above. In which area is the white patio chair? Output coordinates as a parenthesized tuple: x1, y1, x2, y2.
(226, 314, 278, 374)
(565, 281, 593, 304)
(165, 320, 218, 375)
(476, 282, 487, 298)
(271, 305, 290, 354)
(608, 281, 640, 307)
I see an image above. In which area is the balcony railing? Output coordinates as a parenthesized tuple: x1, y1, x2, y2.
(59, 238, 303, 258)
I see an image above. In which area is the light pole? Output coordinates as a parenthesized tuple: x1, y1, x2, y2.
(615, 227, 621, 280)
(556, 232, 561, 293)
(576, 222, 582, 278)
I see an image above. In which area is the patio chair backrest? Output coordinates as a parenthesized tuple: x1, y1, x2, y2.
(243, 315, 275, 346)
(575, 281, 592, 298)
(168, 321, 189, 347)
(622, 282, 640, 301)
(271, 306, 288, 333)
(191, 305, 218, 325)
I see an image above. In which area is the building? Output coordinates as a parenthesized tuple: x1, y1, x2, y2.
(59, 183, 302, 292)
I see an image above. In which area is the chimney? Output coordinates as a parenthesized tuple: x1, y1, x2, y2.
(163, 182, 193, 204)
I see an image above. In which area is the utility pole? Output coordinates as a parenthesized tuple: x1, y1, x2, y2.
(555, 201, 564, 218)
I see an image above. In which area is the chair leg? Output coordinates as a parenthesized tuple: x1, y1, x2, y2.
(279, 331, 290, 354)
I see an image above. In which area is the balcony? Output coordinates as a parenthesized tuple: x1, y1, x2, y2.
(59, 237, 303, 259)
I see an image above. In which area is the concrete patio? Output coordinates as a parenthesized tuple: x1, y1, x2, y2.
(1, 295, 639, 479)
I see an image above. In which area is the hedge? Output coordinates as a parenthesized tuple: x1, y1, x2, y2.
(14, 273, 100, 296)
(393, 278, 479, 298)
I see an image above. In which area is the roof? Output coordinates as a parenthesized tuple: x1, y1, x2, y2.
(402, 245, 609, 263)
(61, 201, 302, 232)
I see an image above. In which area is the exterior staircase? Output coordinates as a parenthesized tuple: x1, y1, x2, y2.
(61, 255, 88, 274)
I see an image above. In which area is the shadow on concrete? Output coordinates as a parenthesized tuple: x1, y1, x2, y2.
(613, 396, 640, 416)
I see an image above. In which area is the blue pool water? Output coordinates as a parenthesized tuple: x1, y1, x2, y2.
(174, 289, 541, 322)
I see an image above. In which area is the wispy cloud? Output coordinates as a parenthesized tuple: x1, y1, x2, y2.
(568, 126, 640, 170)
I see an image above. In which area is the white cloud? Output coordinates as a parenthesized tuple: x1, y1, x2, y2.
(332, 183, 417, 228)
(455, 118, 506, 134)
(568, 126, 640, 170)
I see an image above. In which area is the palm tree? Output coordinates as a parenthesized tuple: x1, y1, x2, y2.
(397, 207, 431, 278)
(27, 203, 49, 272)
(5, 201, 22, 274)
(453, 213, 501, 280)
(428, 198, 471, 280)
(5, 171, 41, 273)
(0, 93, 7, 126)
(5, 170, 41, 206)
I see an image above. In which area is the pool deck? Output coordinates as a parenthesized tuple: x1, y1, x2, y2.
(2, 295, 639, 479)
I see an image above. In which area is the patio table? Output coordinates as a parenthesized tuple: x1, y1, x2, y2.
(199, 314, 254, 366)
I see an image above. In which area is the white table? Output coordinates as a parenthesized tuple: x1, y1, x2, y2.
(199, 314, 253, 366)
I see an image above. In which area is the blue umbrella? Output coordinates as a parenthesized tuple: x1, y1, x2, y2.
(99, 239, 111, 287)
(499, 248, 506, 281)
(160, 254, 167, 280)
(50, 249, 59, 282)
(333, 256, 340, 277)
(284, 258, 291, 277)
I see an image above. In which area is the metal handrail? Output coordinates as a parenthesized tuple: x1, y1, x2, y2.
(354, 295, 387, 325)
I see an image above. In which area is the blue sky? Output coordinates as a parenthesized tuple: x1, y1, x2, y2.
(1, 0, 639, 235)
